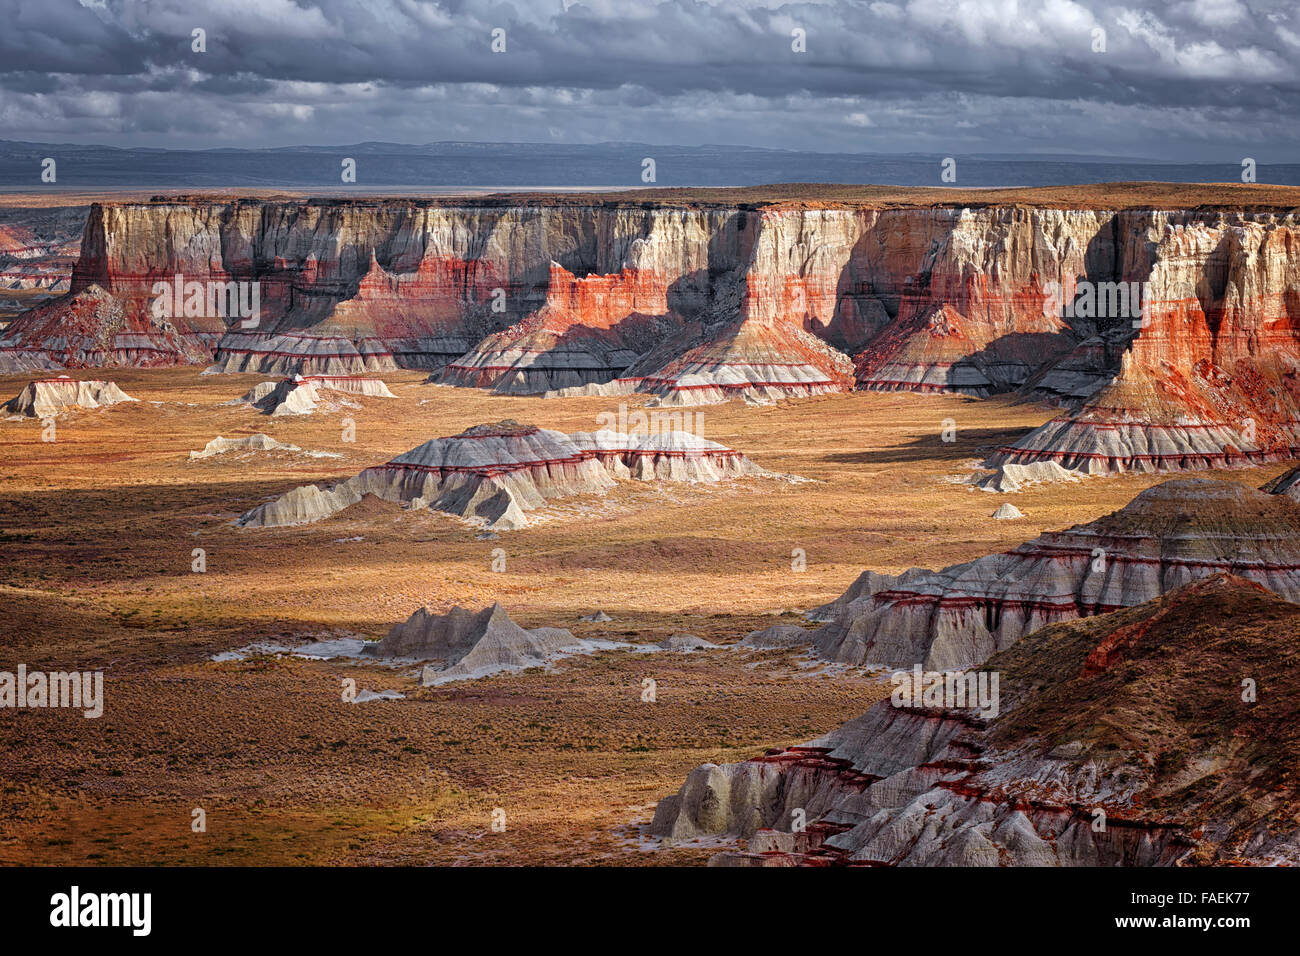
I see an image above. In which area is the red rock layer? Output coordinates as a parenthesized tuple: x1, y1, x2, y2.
(989, 216, 1300, 476)
(0, 284, 211, 372)
(437, 262, 670, 393)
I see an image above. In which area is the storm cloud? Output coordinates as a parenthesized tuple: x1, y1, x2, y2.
(1, 0, 1297, 160)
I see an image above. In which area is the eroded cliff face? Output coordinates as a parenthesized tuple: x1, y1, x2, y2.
(767, 478, 1300, 673)
(988, 213, 1300, 477)
(4, 199, 1299, 437)
(651, 574, 1300, 866)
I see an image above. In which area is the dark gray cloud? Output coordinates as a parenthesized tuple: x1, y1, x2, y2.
(0, 0, 1296, 160)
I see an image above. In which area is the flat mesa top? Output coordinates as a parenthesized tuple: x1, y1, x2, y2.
(8, 182, 1300, 212)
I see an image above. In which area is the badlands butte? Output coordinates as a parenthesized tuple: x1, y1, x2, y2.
(2, 183, 1300, 866)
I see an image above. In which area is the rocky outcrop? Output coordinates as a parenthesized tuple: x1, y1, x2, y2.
(188, 434, 301, 459)
(236, 419, 773, 531)
(362, 601, 586, 685)
(631, 316, 855, 406)
(792, 478, 1300, 671)
(437, 261, 667, 394)
(805, 570, 901, 624)
(1263, 463, 1300, 501)
(651, 574, 1300, 865)
(3, 376, 135, 418)
(567, 429, 768, 481)
(0, 284, 212, 371)
(240, 374, 395, 415)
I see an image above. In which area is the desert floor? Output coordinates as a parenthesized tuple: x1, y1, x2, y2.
(0, 369, 1291, 865)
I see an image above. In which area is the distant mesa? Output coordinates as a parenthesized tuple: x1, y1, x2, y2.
(0, 212, 82, 312)
(362, 602, 592, 686)
(651, 573, 1300, 865)
(236, 419, 775, 531)
(5, 198, 1299, 477)
(778, 478, 1300, 671)
(2, 198, 1292, 447)
(3, 376, 135, 418)
(239, 373, 395, 416)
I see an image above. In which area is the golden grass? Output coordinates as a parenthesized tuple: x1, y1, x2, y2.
(0, 368, 1293, 864)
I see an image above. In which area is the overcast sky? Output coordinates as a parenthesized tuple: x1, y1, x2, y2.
(0, 0, 1296, 161)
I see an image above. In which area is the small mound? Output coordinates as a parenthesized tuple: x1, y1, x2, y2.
(658, 634, 718, 652)
(741, 625, 814, 649)
(3, 377, 136, 418)
(975, 459, 1082, 492)
(362, 602, 586, 685)
(991, 502, 1024, 519)
(189, 434, 301, 460)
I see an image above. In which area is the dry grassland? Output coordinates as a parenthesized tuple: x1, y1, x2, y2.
(0, 369, 1290, 864)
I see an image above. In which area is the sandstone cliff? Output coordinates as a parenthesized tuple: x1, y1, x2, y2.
(987, 213, 1300, 477)
(5, 197, 1299, 440)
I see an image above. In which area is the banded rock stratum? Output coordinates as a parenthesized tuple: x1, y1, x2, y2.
(236, 419, 772, 531)
(787, 478, 1300, 671)
(0, 194, 1295, 456)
